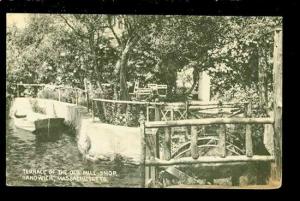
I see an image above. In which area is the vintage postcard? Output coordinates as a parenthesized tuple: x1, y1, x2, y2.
(6, 14, 282, 188)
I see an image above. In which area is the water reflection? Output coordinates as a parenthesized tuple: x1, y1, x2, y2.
(6, 118, 141, 187)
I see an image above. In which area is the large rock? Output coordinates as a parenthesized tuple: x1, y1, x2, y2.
(78, 119, 141, 163)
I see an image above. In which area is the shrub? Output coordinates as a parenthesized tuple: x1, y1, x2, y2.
(29, 99, 46, 114)
(37, 87, 59, 100)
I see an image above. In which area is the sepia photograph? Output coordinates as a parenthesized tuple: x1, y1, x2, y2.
(6, 13, 282, 188)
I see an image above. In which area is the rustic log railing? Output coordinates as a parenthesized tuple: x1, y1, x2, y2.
(91, 98, 164, 124)
(139, 115, 275, 187)
(144, 117, 274, 127)
(91, 98, 249, 123)
(16, 83, 88, 106)
(91, 98, 248, 108)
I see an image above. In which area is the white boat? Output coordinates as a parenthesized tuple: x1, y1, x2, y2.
(34, 117, 65, 133)
(13, 110, 65, 133)
(11, 97, 65, 134)
(13, 115, 36, 132)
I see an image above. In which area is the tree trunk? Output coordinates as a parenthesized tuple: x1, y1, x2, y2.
(119, 55, 129, 101)
(119, 39, 135, 101)
(89, 37, 103, 94)
(258, 49, 268, 114)
(184, 67, 199, 96)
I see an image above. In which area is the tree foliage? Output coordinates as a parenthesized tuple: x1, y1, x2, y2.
(7, 14, 281, 108)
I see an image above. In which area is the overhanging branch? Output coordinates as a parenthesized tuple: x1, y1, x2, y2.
(107, 16, 122, 46)
(59, 14, 89, 40)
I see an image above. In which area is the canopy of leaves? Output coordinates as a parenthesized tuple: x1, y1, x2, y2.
(7, 14, 281, 106)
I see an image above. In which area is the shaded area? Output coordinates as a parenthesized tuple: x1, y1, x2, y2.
(6, 117, 141, 187)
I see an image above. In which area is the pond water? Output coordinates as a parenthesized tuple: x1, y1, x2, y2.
(6, 117, 141, 187)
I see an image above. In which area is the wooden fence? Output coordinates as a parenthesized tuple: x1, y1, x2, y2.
(16, 83, 88, 107)
(91, 98, 247, 123)
(139, 114, 275, 187)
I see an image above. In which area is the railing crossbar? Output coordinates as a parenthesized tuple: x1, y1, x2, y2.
(145, 117, 274, 128)
(17, 83, 86, 92)
(145, 155, 275, 166)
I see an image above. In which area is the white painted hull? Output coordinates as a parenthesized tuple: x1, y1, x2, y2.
(13, 117, 36, 132)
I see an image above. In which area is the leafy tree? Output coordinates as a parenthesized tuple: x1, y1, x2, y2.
(58, 14, 118, 91)
(106, 15, 165, 100)
(207, 16, 282, 112)
(7, 14, 281, 109)
(7, 14, 58, 94)
(127, 16, 221, 99)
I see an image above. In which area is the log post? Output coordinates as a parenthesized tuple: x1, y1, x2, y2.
(102, 102, 107, 121)
(185, 101, 189, 118)
(146, 135, 157, 187)
(170, 108, 174, 137)
(84, 78, 89, 111)
(264, 111, 275, 155)
(75, 89, 78, 105)
(245, 102, 253, 157)
(154, 102, 160, 159)
(154, 103, 160, 121)
(218, 101, 226, 158)
(185, 101, 189, 140)
(89, 82, 93, 112)
(218, 125, 226, 158)
(273, 28, 282, 181)
(145, 100, 161, 186)
(58, 88, 61, 102)
(163, 127, 172, 160)
(126, 104, 131, 125)
(191, 126, 199, 159)
(17, 84, 20, 97)
(86, 90, 90, 112)
(139, 111, 146, 188)
(95, 101, 101, 121)
(92, 100, 94, 121)
(146, 104, 150, 122)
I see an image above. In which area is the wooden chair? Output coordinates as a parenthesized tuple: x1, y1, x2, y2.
(135, 88, 153, 100)
(157, 85, 167, 98)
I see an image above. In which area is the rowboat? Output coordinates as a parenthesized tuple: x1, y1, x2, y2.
(13, 115, 36, 132)
(13, 109, 65, 134)
(34, 117, 65, 133)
